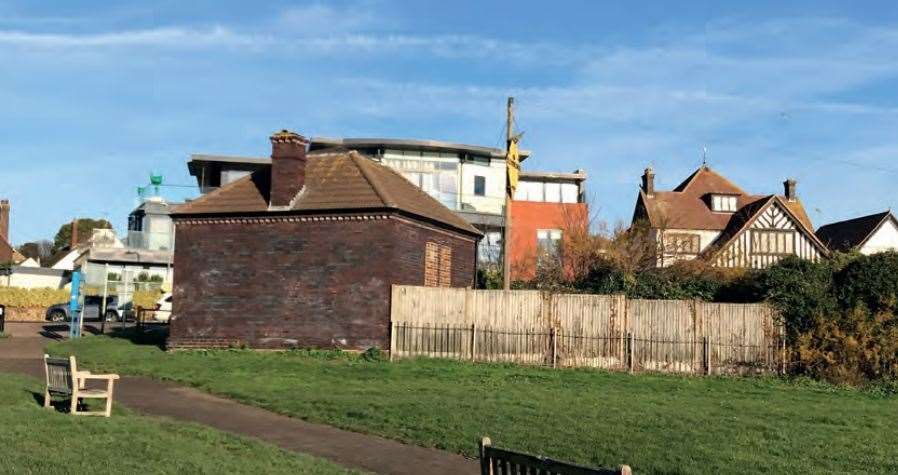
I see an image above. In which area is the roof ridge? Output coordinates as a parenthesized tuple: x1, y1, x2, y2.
(674, 166, 746, 195)
(349, 151, 397, 208)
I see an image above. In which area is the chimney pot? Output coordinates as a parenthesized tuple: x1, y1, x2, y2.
(269, 130, 310, 208)
(783, 178, 797, 201)
(641, 167, 655, 196)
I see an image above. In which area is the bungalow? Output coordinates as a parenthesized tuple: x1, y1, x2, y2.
(169, 130, 481, 350)
(632, 165, 829, 268)
(816, 211, 898, 255)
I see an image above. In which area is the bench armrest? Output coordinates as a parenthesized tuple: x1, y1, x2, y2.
(78, 372, 120, 381)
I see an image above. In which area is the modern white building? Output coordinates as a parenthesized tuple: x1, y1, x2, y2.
(188, 137, 533, 265)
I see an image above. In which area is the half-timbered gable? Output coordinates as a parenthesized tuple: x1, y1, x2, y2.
(632, 165, 827, 269)
(712, 197, 826, 268)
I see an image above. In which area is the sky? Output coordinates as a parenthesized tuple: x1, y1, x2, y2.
(1, 0, 898, 244)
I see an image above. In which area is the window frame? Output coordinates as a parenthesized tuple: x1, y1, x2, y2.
(664, 233, 701, 256)
(473, 175, 486, 197)
(751, 229, 796, 256)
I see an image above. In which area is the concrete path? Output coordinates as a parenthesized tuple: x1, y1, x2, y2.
(0, 323, 478, 475)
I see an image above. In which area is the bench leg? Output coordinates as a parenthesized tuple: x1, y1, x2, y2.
(43, 390, 51, 409)
(104, 381, 114, 417)
(69, 395, 78, 415)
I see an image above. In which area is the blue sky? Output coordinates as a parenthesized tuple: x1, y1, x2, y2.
(1, 1, 898, 244)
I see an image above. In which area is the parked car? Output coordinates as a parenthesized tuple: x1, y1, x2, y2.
(153, 293, 173, 323)
(46, 296, 127, 323)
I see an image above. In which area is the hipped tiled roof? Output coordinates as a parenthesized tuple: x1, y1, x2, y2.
(635, 166, 814, 231)
(816, 211, 894, 252)
(174, 150, 481, 236)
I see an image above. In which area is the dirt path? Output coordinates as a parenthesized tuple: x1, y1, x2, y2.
(0, 324, 478, 475)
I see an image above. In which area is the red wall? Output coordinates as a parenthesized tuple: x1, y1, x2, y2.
(509, 201, 588, 281)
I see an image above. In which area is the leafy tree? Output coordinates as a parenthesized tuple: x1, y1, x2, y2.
(51, 218, 113, 255)
(17, 240, 53, 263)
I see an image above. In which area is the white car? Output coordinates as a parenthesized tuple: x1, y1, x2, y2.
(154, 293, 173, 322)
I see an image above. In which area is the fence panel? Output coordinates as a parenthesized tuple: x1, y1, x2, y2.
(390, 286, 781, 375)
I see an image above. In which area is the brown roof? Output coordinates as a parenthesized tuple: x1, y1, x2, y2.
(634, 166, 814, 231)
(174, 150, 481, 236)
(816, 211, 895, 252)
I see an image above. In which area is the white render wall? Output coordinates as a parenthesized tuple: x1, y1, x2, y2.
(860, 219, 898, 255)
(459, 158, 506, 214)
(655, 228, 722, 267)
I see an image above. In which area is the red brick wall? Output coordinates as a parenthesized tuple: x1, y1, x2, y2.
(168, 213, 476, 350)
(509, 201, 588, 281)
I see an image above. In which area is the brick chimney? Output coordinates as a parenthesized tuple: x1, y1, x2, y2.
(269, 130, 310, 208)
(641, 167, 655, 196)
(783, 178, 797, 202)
(0, 200, 9, 243)
(70, 219, 79, 249)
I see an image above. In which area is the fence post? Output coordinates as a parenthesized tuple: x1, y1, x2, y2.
(389, 321, 396, 362)
(627, 332, 634, 373)
(470, 323, 477, 362)
(549, 326, 558, 368)
(703, 336, 710, 376)
(780, 326, 787, 376)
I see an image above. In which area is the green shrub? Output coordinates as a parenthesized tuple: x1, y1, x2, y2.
(755, 256, 839, 338)
(835, 252, 898, 314)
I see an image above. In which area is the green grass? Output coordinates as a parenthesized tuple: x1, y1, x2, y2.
(51, 333, 898, 474)
(0, 371, 361, 474)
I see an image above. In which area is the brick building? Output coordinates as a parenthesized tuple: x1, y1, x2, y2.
(169, 130, 481, 350)
(510, 170, 588, 280)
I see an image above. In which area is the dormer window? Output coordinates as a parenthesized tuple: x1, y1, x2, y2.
(711, 194, 738, 212)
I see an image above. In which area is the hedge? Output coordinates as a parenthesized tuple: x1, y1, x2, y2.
(0, 287, 161, 309)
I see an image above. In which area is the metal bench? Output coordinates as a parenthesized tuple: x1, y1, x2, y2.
(43, 354, 120, 417)
(480, 437, 632, 475)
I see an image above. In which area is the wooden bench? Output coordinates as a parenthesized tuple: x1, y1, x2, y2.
(480, 437, 632, 475)
(43, 354, 120, 417)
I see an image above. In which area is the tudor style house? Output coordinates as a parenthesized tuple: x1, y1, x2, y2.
(169, 130, 481, 350)
(816, 211, 898, 255)
(631, 165, 829, 269)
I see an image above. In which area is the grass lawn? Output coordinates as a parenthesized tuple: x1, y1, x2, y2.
(50, 333, 898, 474)
(0, 371, 361, 474)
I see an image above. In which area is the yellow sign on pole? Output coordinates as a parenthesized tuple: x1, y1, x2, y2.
(506, 137, 521, 196)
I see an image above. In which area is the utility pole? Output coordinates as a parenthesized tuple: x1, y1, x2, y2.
(502, 97, 516, 290)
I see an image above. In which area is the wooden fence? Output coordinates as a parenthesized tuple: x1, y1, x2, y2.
(390, 286, 784, 375)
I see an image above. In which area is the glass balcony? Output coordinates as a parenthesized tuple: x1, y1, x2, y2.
(126, 231, 175, 251)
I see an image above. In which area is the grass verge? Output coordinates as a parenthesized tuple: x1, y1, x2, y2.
(50, 332, 898, 474)
(0, 371, 362, 474)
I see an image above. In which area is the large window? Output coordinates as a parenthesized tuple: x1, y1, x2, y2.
(514, 180, 580, 203)
(751, 230, 795, 255)
(384, 157, 459, 209)
(537, 229, 562, 255)
(424, 242, 453, 287)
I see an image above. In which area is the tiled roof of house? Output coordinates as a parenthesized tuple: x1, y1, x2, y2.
(174, 150, 481, 236)
(635, 166, 814, 231)
(816, 211, 894, 252)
